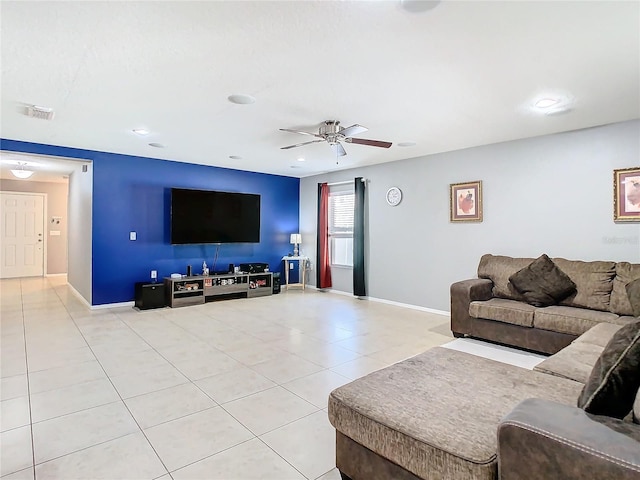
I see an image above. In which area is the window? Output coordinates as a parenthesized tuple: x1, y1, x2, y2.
(328, 190, 354, 267)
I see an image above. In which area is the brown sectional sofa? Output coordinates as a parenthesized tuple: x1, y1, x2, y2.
(328, 322, 640, 480)
(328, 255, 640, 480)
(451, 254, 639, 354)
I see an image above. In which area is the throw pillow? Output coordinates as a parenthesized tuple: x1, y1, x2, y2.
(508, 254, 576, 307)
(577, 319, 640, 419)
(626, 278, 640, 317)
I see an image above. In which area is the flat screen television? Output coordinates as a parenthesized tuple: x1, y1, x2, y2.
(171, 188, 261, 244)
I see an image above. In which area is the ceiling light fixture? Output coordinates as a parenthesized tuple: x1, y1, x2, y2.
(530, 93, 574, 115)
(534, 98, 560, 109)
(401, 0, 441, 13)
(397, 141, 417, 147)
(132, 128, 150, 135)
(10, 162, 34, 179)
(148, 143, 166, 148)
(228, 94, 256, 105)
(297, 157, 305, 162)
(229, 155, 243, 160)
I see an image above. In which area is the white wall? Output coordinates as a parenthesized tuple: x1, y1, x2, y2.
(0, 179, 69, 274)
(300, 120, 640, 312)
(67, 163, 93, 304)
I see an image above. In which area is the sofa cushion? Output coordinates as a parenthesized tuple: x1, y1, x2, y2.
(469, 298, 536, 327)
(477, 254, 533, 301)
(328, 347, 583, 480)
(610, 262, 640, 315)
(534, 341, 604, 384)
(574, 322, 623, 348)
(509, 254, 576, 307)
(578, 319, 640, 419)
(553, 258, 616, 312)
(626, 278, 640, 317)
(533, 306, 621, 336)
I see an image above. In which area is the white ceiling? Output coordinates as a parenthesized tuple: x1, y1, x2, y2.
(1, 1, 639, 179)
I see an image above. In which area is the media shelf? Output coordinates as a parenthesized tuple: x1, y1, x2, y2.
(164, 272, 272, 308)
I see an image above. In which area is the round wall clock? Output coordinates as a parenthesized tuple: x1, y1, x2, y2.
(386, 187, 403, 206)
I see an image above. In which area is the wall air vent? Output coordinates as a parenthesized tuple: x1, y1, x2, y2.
(26, 105, 55, 120)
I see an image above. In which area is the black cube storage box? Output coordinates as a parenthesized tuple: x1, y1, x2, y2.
(135, 282, 166, 310)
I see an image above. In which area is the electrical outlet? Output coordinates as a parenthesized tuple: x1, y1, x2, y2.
(289, 263, 294, 269)
(151, 270, 157, 280)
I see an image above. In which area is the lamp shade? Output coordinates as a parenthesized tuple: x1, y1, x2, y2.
(290, 233, 302, 244)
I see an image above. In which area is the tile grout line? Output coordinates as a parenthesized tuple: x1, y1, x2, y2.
(20, 278, 37, 480)
(52, 284, 173, 477)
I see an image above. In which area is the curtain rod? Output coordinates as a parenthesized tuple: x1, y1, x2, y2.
(326, 178, 366, 187)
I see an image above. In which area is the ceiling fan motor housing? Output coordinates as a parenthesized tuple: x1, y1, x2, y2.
(320, 120, 343, 144)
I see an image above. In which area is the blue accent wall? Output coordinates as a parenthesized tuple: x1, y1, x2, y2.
(1, 139, 300, 305)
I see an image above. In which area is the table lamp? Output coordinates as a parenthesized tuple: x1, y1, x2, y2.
(290, 233, 302, 256)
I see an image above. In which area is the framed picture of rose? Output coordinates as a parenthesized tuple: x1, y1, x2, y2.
(614, 167, 640, 222)
(450, 180, 482, 222)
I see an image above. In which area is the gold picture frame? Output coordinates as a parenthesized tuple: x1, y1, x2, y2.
(450, 180, 482, 222)
(614, 167, 640, 222)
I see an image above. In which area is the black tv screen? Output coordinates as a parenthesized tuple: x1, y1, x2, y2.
(171, 188, 261, 244)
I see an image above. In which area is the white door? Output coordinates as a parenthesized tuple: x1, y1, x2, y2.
(1, 193, 45, 278)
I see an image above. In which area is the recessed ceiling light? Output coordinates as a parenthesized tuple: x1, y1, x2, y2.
(132, 128, 150, 135)
(228, 94, 256, 105)
(529, 93, 574, 115)
(148, 143, 166, 148)
(229, 155, 243, 160)
(397, 142, 417, 147)
(290, 165, 301, 169)
(297, 157, 305, 162)
(401, 0, 441, 13)
(534, 98, 560, 109)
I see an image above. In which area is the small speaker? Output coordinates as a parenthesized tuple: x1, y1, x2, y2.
(228, 263, 234, 274)
(272, 272, 281, 294)
(186, 265, 192, 276)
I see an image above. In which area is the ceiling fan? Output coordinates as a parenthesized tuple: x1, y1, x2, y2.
(280, 120, 392, 157)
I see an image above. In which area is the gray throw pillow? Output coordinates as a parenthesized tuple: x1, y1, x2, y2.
(626, 278, 640, 317)
(508, 254, 576, 307)
(577, 319, 640, 419)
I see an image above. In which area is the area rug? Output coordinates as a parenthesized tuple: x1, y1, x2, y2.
(441, 338, 546, 370)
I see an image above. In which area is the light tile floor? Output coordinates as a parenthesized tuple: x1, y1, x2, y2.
(0, 277, 453, 480)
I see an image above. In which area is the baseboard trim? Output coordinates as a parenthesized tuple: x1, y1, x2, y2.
(365, 296, 450, 317)
(67, 283, 92, 308)
(91, 301, 135, 310)
(309, 286, 450, 316)
(46, 273, 67, 277)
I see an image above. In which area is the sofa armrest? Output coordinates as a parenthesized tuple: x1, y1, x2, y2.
(450, 278, 493, 336)
(498, 398, 640, 480)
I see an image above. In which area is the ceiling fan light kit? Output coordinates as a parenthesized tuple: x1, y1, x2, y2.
(280, 120, 392, 157)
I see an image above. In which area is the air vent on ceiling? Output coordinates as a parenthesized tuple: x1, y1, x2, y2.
(26, 105, 55, 120)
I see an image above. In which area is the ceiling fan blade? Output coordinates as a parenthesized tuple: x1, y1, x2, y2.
(345, 137, 392, 148)
(339, 124, 368, 138)
(280, 139, 324, 150)
(330, 142, 347, 157)
(280, 128, 323, 138)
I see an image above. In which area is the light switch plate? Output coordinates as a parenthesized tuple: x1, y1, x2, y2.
(129, 231, 137, 241)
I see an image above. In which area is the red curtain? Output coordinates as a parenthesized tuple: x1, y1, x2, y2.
(316, 183, 332, 289)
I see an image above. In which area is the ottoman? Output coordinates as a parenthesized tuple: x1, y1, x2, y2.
(328, 347, 582, 480)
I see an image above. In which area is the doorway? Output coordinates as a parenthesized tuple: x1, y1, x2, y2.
(0, 191, 46, 278)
